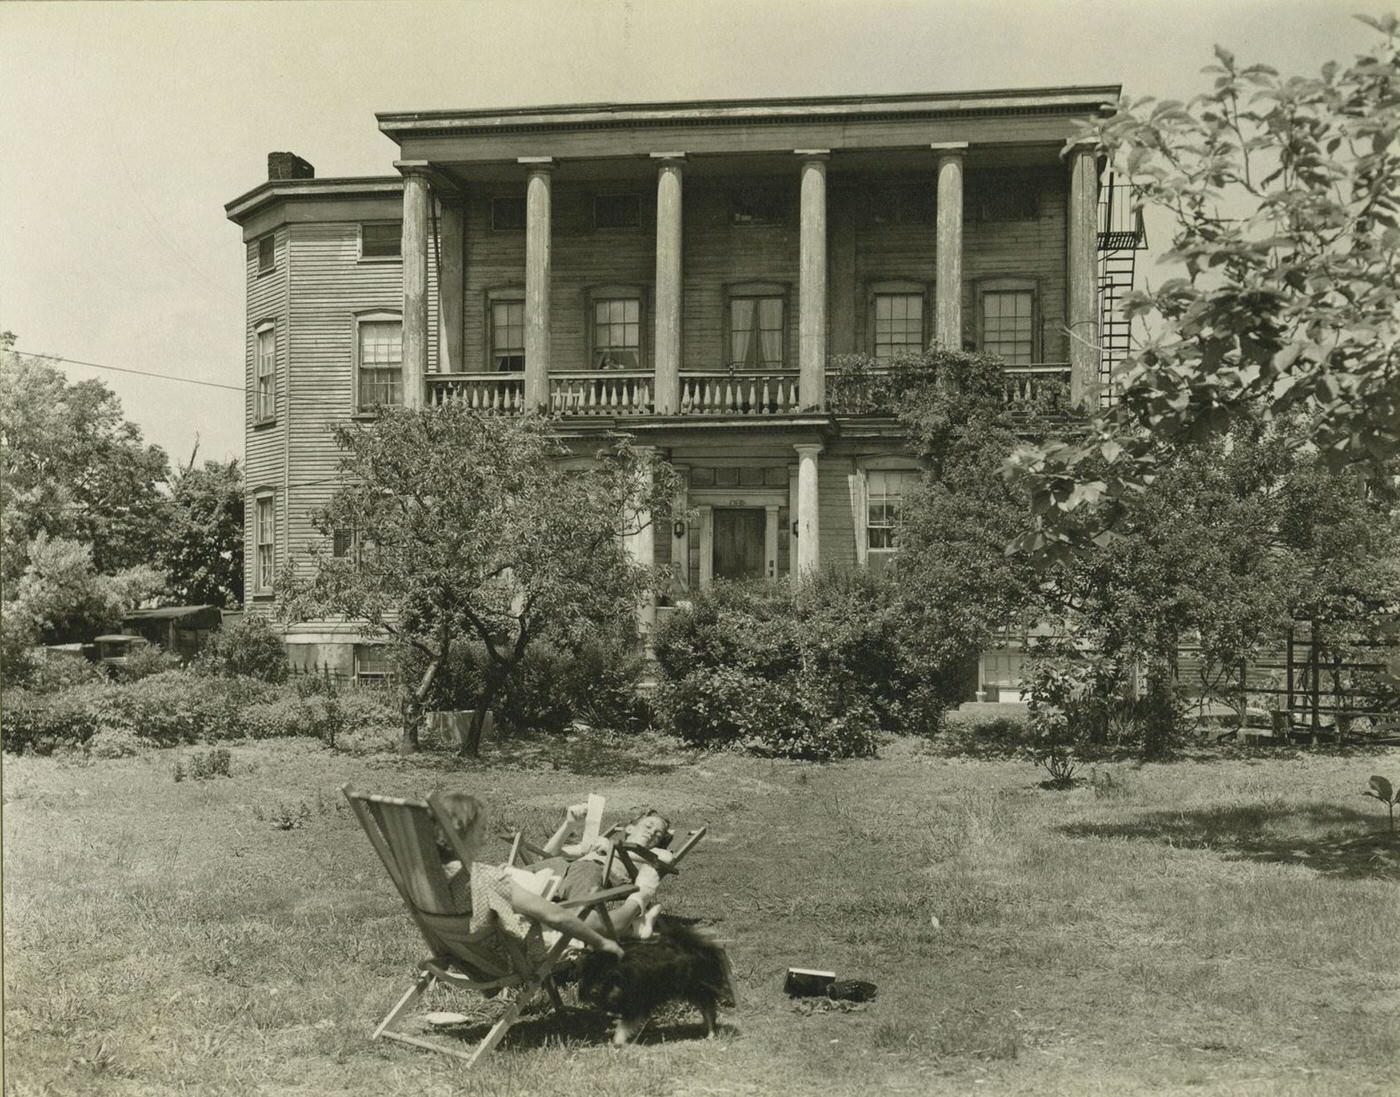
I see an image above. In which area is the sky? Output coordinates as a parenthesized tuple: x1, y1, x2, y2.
(0, 0, 1377, 470)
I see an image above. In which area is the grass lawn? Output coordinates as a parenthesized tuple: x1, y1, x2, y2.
(5, 730, 1399, 1096)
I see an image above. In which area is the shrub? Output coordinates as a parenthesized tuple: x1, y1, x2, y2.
(88, 726, 151, 759)
(495, 638, 647, 734)
(651, 576, 899, 759)
(197, 616, 288, 682)
(111, 643, 182, 683)
(1, 684, 107, 754)
(25, 654, 105, 694)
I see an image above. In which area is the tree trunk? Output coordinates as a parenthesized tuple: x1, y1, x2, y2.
(400, 646, 444, 755)
(461, 664, 508, 757)
(1141, 651, 1176, 761)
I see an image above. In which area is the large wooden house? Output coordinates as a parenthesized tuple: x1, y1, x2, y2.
(225, 87, 1141, 688)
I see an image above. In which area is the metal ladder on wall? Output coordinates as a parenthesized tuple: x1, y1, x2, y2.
(1096, 173, 1147, 407)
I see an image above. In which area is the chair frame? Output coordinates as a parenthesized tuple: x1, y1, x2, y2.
(343, 784, 637, 1066)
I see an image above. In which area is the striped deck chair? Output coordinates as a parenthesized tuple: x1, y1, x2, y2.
(342, 784, 637, 1065)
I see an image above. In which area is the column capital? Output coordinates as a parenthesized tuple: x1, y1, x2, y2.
(518, 156, 556, 172)
(394, 159, 433, 176)
(795, 148, 830, 161)
(650, 151, 687, 162)
(793, 442, 824, 458)
(930, 141, 969, 154)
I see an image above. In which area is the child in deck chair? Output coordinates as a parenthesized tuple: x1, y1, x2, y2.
(431, 791, 625, 965)
(543, 804, 675, 940)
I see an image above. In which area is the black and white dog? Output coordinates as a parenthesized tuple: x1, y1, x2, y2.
(578, 917, 736, 1045)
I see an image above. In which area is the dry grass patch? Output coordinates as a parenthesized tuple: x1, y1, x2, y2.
(4, 736, 1399, 1096)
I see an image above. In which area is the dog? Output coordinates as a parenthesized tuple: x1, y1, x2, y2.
(577, 917, 736, 1045)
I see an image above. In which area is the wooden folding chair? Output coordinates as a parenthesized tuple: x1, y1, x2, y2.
(342, 784, 636, 1066)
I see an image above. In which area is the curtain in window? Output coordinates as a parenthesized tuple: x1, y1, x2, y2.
(734, 297, 782, 368)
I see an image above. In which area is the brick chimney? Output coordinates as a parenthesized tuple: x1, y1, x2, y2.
(267, 152, 315, 181)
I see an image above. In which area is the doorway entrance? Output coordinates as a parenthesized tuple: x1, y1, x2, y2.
(712, 508, 766, 580)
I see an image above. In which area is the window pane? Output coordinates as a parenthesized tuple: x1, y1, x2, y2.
(258, 235, 274, 272)
(981, 291, 1034, 365)
(492, 300, 525, 370)
(873, 293, 923, 359)
(730, 295, 783, 368)
(361, 222, 402, 259)
(358, 320, 402, 408)
(593, 297, 641, 369)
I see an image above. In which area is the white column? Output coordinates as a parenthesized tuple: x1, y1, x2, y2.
(794, 443, 822, 576)
(764, 505, 780, 579)
(438, 196, 466, 376)
(652, 153, 685, 414)
(670, 468, 690, 595)
(1068, 143, 1100, 407)
(932, 143, 967, 350)
(797, 151, 829, 411)
(521, 157, 554, 411)
(697, 506, 714, 590)
(399, 163, 431, 408)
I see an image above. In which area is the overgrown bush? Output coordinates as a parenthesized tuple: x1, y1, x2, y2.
(24, 654, 106, 694)
(111, 643, 182, 683)
(496, 638, 647, 734)
(196, 616, 289, 682)
(651, 576, 894, 760)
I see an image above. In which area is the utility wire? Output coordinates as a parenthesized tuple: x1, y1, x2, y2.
(6, 350, 243, 393)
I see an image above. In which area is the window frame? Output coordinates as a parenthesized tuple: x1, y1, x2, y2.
(252, 491, 276, 596)
(485, 286, 526, 372)
(253, 321, 277, 424)
(587, 285, 645, 370)
(972, 173, 1040, 222)
(256, 233, 275, 275)
(866, 280, 929, 360)
(353, 310, 404, 414)
(593, 193, 642, 231)
(724, 281, 789, 370)
(490, 195, 527, 232)
(866, 183, 935, 227)
(975, 278, 1041, 365)
(862, 467, 921, 573)
(728, 187, 787, 227)
(353, 643, 393, 683)
(358, 221, 403, 262)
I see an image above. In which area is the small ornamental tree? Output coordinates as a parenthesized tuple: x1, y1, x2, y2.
(1008, 18, 1400, 561)
(279, 406, 674, 755)
(161, 456, 244, 608)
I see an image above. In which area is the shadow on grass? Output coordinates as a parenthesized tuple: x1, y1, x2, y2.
(388, 728, 683, 778)
(1060, 803, 1400, 881)
(412, 1004, 726, 1054)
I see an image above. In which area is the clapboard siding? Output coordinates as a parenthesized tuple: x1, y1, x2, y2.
(818, 454, 858, 571)
(284, 219, 426, 570)
(963, 167, 1067, 361)
(244, 227, 288, 610)
(453, 166, 1068, 373)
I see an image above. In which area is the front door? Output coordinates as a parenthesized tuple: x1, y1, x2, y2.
(712, 508, 766, 580)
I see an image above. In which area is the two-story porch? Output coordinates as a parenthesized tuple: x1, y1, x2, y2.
(376, 88, 1113, 590)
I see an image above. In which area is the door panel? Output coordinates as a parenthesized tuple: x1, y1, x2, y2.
(713, 508, 766, 580)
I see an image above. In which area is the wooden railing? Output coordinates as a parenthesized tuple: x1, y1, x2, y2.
(549, 371, 652, 416)
(426, 374, 525, 412)
(1002, 364, 1071, 403)
(426, 364, 1064, 418)
(678, 370, 800, 416)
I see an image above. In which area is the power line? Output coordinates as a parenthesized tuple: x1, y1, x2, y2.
(7, 350, 243, 393)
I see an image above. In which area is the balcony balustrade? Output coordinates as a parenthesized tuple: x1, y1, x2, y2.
(424, 363, 1062, 418)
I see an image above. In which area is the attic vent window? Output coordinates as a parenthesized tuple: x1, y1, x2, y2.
(729, 188, 785, 226)
(594, 194, 640, 229)
(491, 196, 526, 231)
(975, 177, 1039, 221)
(257, 234, 275, 274)
(360, 222, 402, 260)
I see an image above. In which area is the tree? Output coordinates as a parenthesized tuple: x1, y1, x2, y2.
(7, 533, 165, 646)
(1008, 17, 1400, 560)
(835, 347, 1067, 714)
(0, 338, 171, 587)
(161, 455, 244, 607)
(279, 406, 675, 755)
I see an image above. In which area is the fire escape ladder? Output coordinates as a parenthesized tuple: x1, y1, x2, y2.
(1096, 173, 1147, 407)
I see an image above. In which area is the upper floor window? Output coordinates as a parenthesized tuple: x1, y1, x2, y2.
(356, 314, 403, 411)
(257, 234, 275, 274)
(866, 470, 920, 573)
(253, 493, 276, 594)
(491, 195, 526, 231)
(594, 194, 641, 230)
(871, 288, 926, 360)
(592, 295, 642, 369)
(974, 176, 1039, 222)
(728, 287, 785, 369)
(867, 185, 934, 226)
(490, 294, 525, 371)
(254, 323, 276, 423)
(360, 222, 402, 260)
(980, 289, 1035, 365)
(729, 188, 785, 226)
